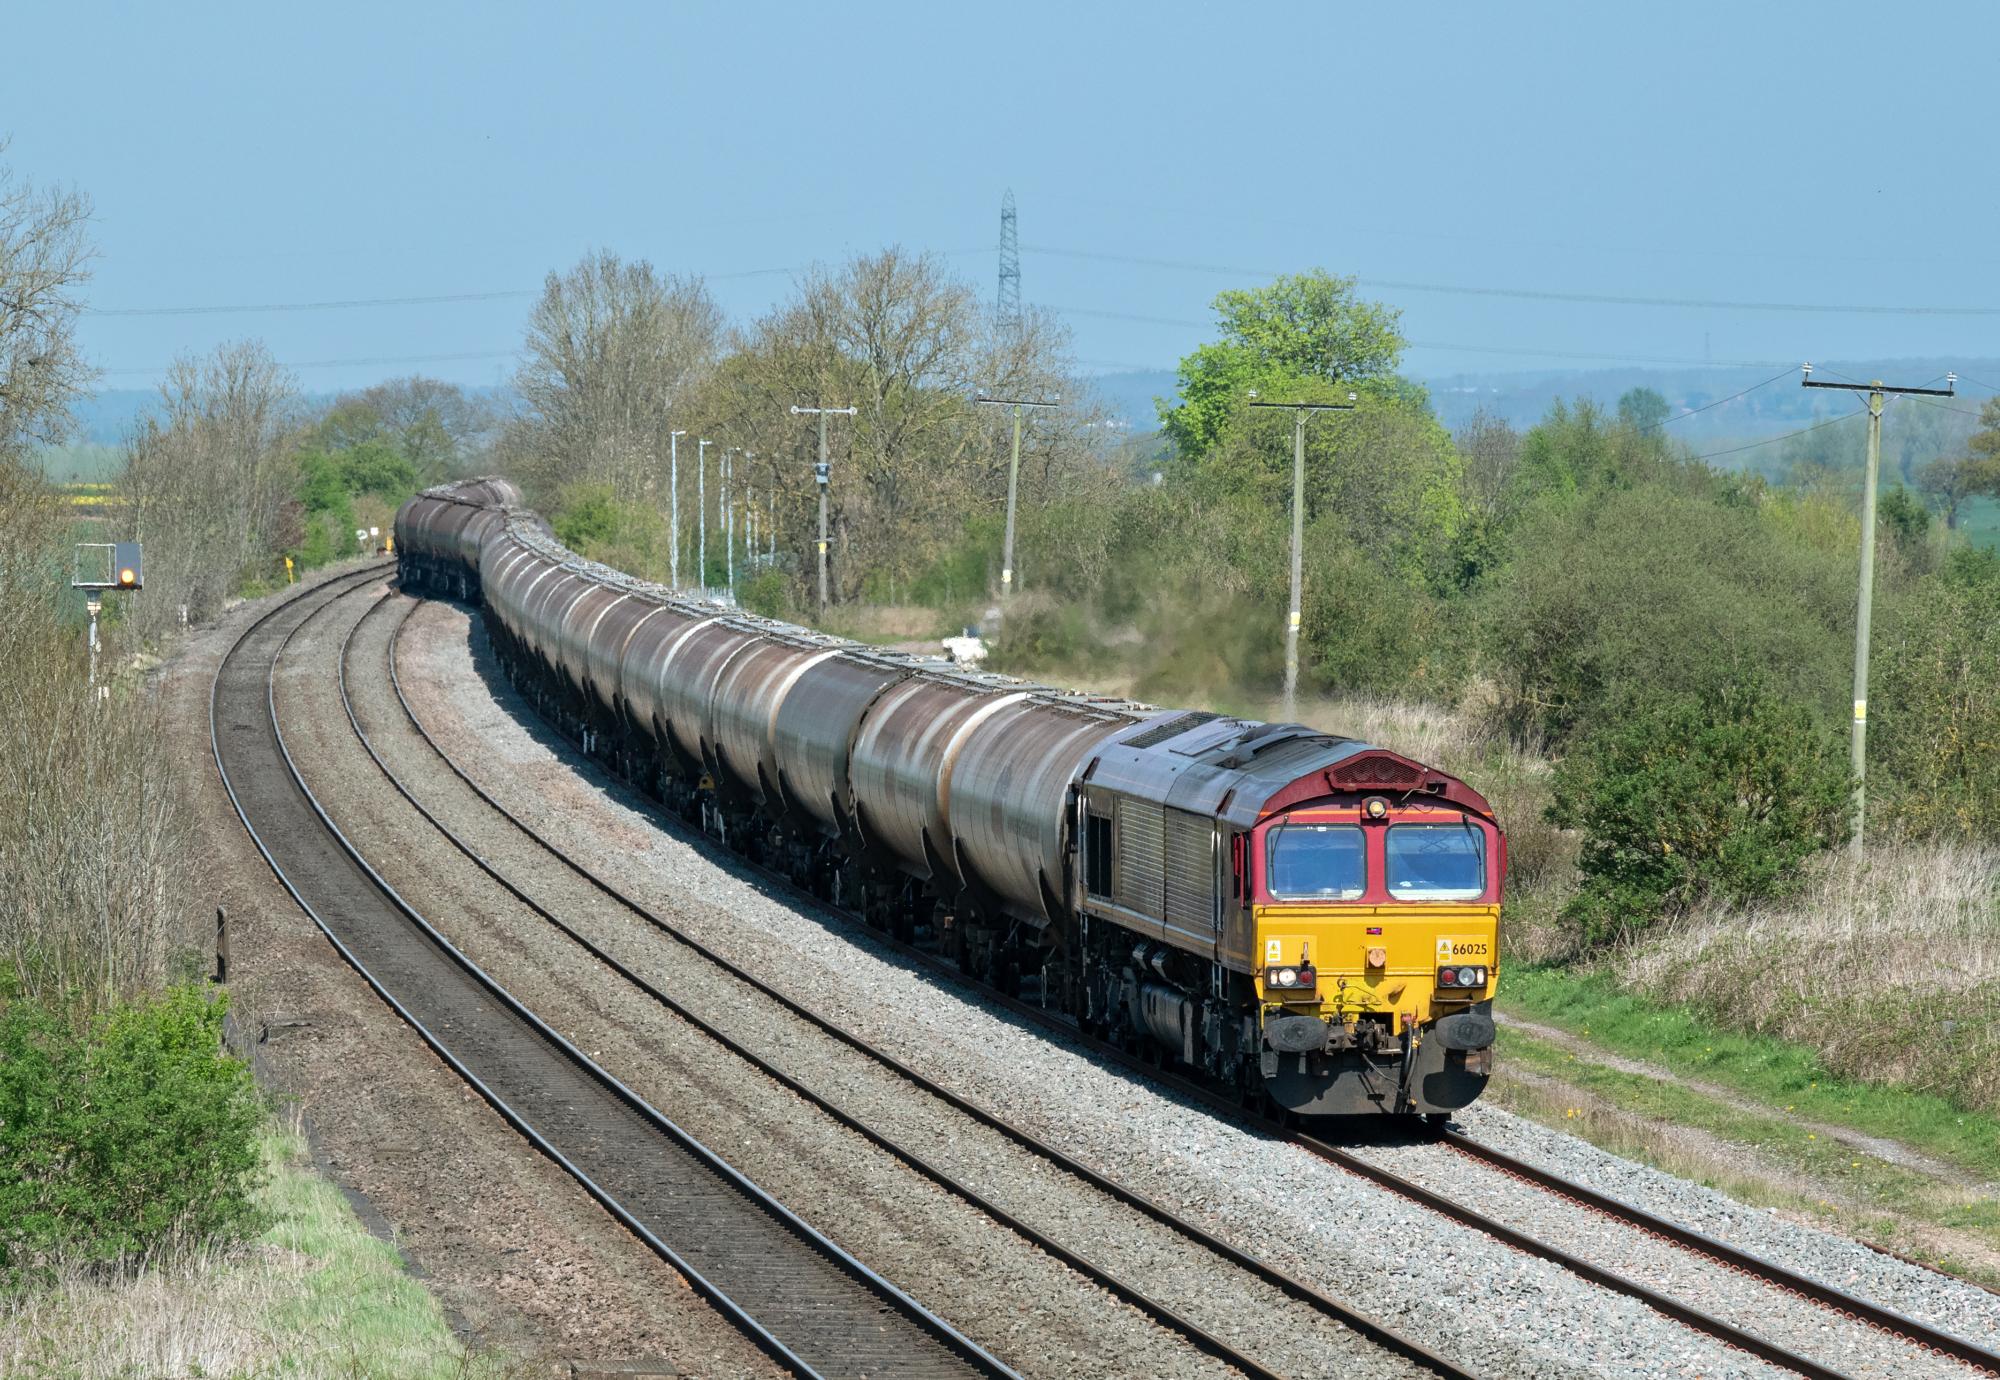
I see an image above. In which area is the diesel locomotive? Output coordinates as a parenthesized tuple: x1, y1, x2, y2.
(395, 479, 1504, 1118)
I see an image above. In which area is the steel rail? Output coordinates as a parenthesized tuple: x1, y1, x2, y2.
(403, 574, 1997, 1380)
(1440, 1131, 2000, 1378)
(355, 587, 1462, 1380)
(212, 571, 1015, 1380)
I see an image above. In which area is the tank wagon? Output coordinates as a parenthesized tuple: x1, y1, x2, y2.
(396, 480, 1504, 1118)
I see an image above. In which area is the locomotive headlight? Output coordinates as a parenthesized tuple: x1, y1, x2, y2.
(1457, 966, 1478, 986)
(1437, 965, 1487, 990)
(1279, 968, 1297, 986)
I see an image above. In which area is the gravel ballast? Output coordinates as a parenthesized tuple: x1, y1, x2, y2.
(169, 568, 781, 1377)
(284, 585, 1264, 1380)
(377, 592, 1966, 1380)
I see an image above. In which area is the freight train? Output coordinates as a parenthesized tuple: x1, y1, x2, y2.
(395, 478, 1504, 1118)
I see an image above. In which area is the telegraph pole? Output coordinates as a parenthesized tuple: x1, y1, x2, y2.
(791, 403, 856, 618)
(1801, 363, 1957, 856)
(974, 390, 1060, 606)
(669, 429, 686, 588)
(697, 438, 711, 592)
(1248, 389, 1357, 722)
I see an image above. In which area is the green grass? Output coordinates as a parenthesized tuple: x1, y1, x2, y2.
(1500, 965, 2000, 1186)
(1, 1120, 509, 1380)
(1500, 1024, 2000, 1223)
(254, 1125, 499, 1379)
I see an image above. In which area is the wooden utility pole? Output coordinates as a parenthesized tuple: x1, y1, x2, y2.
(790, 404, 856, 618)
(1800, 363, 1957, 855)
(974, 390, 1060, 606)
(1247, 389, 1356, 722)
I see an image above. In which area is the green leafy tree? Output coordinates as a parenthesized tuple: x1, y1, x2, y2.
(1915, 400, 2000, 528)
(1479, 478, 1856, 744)
(1548, 677, 1853, 945)
(1876, 485, 1931, 559)
(0, 983, 264, 1275)
(1872, 550, 2000, 840)
(1159, 269, 1405, 458)
(1617, 386, 1671, 432)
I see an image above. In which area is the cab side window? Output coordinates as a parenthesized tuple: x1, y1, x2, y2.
(1086, 811, 1114, 897)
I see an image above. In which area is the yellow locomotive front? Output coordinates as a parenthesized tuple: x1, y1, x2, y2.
(1074, 720, 1502, 1119)
(1249, 788, 1502, 1118)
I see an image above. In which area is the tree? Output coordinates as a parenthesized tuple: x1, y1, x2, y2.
(0, 145, 94, 468)
(1159, 269, 1405, 458)
(1916, 397, 2000, 528)
(1872, 550, 2000, 841)
(512, 250, 721, 503)
(349, 375, 496, 481)
(121, 342, 302, 634)
(1617, 386, 1670, 432)
(702, 248, 1103, 606)
(1548, 676, 1852, 944)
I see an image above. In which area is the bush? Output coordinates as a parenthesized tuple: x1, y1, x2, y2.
(1873, 549, 2000, 841)
(1479, 481, 1855, 745)
(0, 981, 264, 1279)
(1547, 677, 1852, 945)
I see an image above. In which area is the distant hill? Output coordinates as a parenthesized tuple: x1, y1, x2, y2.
(1086, 358, 1997, 449)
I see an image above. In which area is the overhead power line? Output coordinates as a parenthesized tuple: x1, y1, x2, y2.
(1647, 368, 1797, 429)
(1023, 243, 2000, 317)
(77, 253, 994, 320)
(98, 349, 517, 377)
(89, 289, 536, 318)
(1048, 303, 1793, 369)
(1688, 408, 1865, 462)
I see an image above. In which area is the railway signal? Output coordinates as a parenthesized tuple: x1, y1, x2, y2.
(974, 390, 1060, 608)
(791, 403, 856, 618)
(1247, 390, 1357, 722)
(71, 541, 143, 700)
(1800, 363, 1958, 856)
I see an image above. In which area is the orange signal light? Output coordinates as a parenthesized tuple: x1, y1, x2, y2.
(118, 568, 136, 587)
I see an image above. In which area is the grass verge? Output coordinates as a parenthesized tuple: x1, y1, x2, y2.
(1, 1117, 511, 1380)
(1493, 966, 2000, 1284)
(1501, 964, 2000, 1186)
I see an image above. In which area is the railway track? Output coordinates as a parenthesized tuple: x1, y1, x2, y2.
(335, 582, 1467, 1380)
(377, 580, 2000, 1380)
(211, 568, 1016, 1380)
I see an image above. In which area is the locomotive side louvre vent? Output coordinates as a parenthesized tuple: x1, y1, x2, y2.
(1114, 796, 1167, 919)
(1164, 809, 1217, 937)
(1330, 754, 1423, 788)
(1122, 710, 1220, 751)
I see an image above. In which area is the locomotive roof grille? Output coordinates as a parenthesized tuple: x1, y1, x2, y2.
(1329, 754, 1425, 789)
(1122, 710, 1220, 750)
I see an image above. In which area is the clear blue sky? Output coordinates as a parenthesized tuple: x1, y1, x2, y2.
(9, 0, 1997, 395)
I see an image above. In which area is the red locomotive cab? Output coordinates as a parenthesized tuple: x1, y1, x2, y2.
(1244, 750, 1505, 1072)
(1250, 800, 1504, 909)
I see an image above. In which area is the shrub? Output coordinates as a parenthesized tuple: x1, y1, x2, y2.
(1479, 481, 1855, 745)
(0, 981, 264, 1279)
(1547, 677, 1852, 945)
(1873, 549, 2000, 841)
